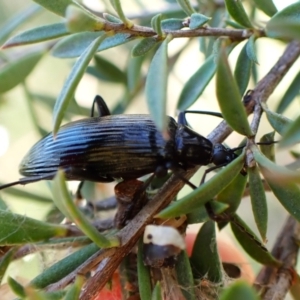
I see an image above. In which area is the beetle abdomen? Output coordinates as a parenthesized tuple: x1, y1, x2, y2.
(20, 115, 178, 181)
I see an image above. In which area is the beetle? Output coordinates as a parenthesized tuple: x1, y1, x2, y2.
(0, 95, 240, 190)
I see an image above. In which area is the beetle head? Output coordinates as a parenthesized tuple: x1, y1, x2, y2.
(211, 143, 238, 166)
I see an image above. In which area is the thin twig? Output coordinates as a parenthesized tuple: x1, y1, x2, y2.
(255, 216, 300, 300)
(80, 41, 300, 300)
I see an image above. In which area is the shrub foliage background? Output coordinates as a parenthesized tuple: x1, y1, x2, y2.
(0, 0, 300, 299)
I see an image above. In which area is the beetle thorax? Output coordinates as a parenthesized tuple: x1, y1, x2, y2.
(175, 125, 213, 167)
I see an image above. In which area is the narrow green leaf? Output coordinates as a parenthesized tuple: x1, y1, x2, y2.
(279, 115, 300, 148)
(252, 146, 300, 183)
(175, 0, 196, 15)
(217, 173, 248, 229)
(189, 13, 211, 29)
(53, 34, 106, 134)
(253, 147, 300, 222)
(187, 201, 229, 224)
(0, 210, 67, 245)
(220, 281, 260, 300)
(234, 42, 252, 97)
(0, 248, 15, 283)
(225, 19, 248, 29)
(52, 171, 119, 248)
(216, 50, 252, 136)
(33, 0, 74, 17)
(8, 277, 26, 298)
(138, 239, 152, 300)
(109, 0, 133, 27)
(103, 13, 122, 23)
(177, 55, 216, 111)
(259, 132, 276, 170)
(224, 0, 253, 28)
(151, 14, 164, 37)
(248, 166, 268, 241)
(51, 32, 133, 58)
(175, 251, 196, 300)
(145, 35, 172, 134)
(246, 35, 258, 64)
(88, 54, 127, 83)
(266, 2, 300, 40)
(0, 50, 44, 94)
(31, 243, 99, 288)
(161, 18, 184, 30)
(262, 103, 291, 135)
(65, 5, 104, 33)
(251, 0, 277, 17)
(64, 276, 85, 300)
(151, 282, 162, 300)
(158, 152, 245, 218)
(132, 37, 158, 57)
(0, 5, 41, 45)
(127, 55, 145, 92)
(231, 214, 280, 266)
(2, 23, 69, 49)
(276, 71, 300, 114)
(0, 186, 52, 203)
(191, 221, 222, 282)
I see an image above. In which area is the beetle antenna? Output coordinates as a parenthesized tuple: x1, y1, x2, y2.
(0, 175, 54, 190)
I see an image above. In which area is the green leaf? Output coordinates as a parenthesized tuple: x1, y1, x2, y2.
(217, 173, 248, 229)
(216, 50, 252, 136)
(51, 32, 133, 58)
(109, 0, 133, 27)
(253, 147, 300, 222)
(33, 0, 75, 17)
(151, 14, 164, 37)
(251, 0, 277, 17)
(224, 0, 253, 28)
(191, 221, 222, 282)
(0, 5, 41, 45)
(65, 5, 104, 33)
(231, 214, 280, 266)
(53, 34, 106, 134)
(52, 170, 119, 248)
(103, 13, 122, 23)
(158, 152, 245, 218)
(262, 103, 291, 135)
(31, 243, 99, 288)
(248, 166, 268, 241)
(177, 55, 216, 111)
(145, 35, 172, 134)
(189, 13, 211, 29)
(246, 35, 258, 64)
(175, 251, 196, 300)
(279, 115, 300, 148)
(2, 23, 69, 48)
(127, 55, 145, 92)
(0, 248, 15, 283)
(64, 276, 85, 300)
(234, 42, 252, 97)
(259, 132, 276, 173)
(276, 71, 300, 114)
(175, 0, 196, 16)
(0, 186, 52, 203)
(161, 18, 184, 30)
(151, 282, 162, 300)
(220, 281, 260, 300)
(8, 277, 26, 298)
(0, 50, 44, 94)
(132, 37, 158, 57)
(88, 54, 127, 83)
(0, 210, 67, 245)
(266, 2, 300, 40)
(138, 239, 152, 300)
